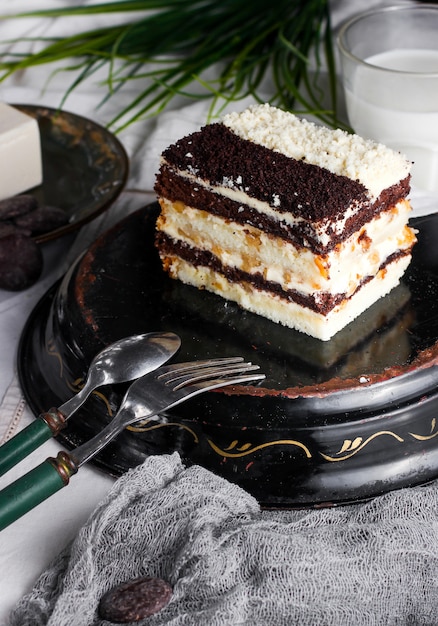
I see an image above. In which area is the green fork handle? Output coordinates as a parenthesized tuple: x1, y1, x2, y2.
(0, 451, 77, 531)
(0, 409, 68, 477)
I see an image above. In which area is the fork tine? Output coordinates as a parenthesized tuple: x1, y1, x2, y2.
(157, 357, 244, 381)
(162, 373, 266, 413)
(187, 373, 266, 392)
(169, 363, 261, 390)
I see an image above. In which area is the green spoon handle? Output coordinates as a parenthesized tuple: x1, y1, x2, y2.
(0, 409, 68, 477)
(0, 452, 77, 531)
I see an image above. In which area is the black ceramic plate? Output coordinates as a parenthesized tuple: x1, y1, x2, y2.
(18, 205, 438, 507)
(14, 104, 129, 243)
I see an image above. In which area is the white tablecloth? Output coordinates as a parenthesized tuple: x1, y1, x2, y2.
(0, 1, 437, 624)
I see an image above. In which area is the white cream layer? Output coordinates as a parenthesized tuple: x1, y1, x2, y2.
(160, 253, 411, 341)
(157, 198, 415, 300)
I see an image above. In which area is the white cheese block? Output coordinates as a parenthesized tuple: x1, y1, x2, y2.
(0, 102, 42, 201)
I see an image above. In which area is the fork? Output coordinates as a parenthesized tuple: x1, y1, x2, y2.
(0, 357, 265, 531)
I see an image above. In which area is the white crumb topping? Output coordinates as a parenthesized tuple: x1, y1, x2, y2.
(272, 194, 281, 207)
(222, 104, 411, 198)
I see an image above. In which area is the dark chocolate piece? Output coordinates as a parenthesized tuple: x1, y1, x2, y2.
(14, 205, 68, 234)
(0, 194, 38, 220)
(98, 576, 172, 623)
(0, 232, 43, 291)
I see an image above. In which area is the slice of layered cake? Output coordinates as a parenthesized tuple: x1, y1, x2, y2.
(154, 104, 416, 341)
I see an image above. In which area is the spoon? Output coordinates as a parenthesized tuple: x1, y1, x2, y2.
(0, 331, 180, 477)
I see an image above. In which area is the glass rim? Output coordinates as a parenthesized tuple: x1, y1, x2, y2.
(336, 4, 438, 78)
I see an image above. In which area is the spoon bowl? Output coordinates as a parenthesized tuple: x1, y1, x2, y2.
(59, 331, 181, 416)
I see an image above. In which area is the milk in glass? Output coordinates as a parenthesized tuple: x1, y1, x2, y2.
(345, 49, 438, 192)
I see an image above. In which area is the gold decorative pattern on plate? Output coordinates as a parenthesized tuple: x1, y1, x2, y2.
(409, 418, 438, 441)
(46, 338, 64, 379)
(320, 431, 405, 462)
(207, 438, 312, 459)
(127, 419, 200, 444)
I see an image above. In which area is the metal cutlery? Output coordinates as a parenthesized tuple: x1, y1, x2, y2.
(0, 357, 264, 531)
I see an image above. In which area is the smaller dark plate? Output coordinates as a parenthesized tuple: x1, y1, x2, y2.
(14, 104, 129, 243)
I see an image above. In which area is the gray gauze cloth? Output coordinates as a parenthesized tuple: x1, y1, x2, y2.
(9, 453, 438, 626)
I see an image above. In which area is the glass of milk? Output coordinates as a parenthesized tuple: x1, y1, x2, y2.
(337, 5, 438, 193)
